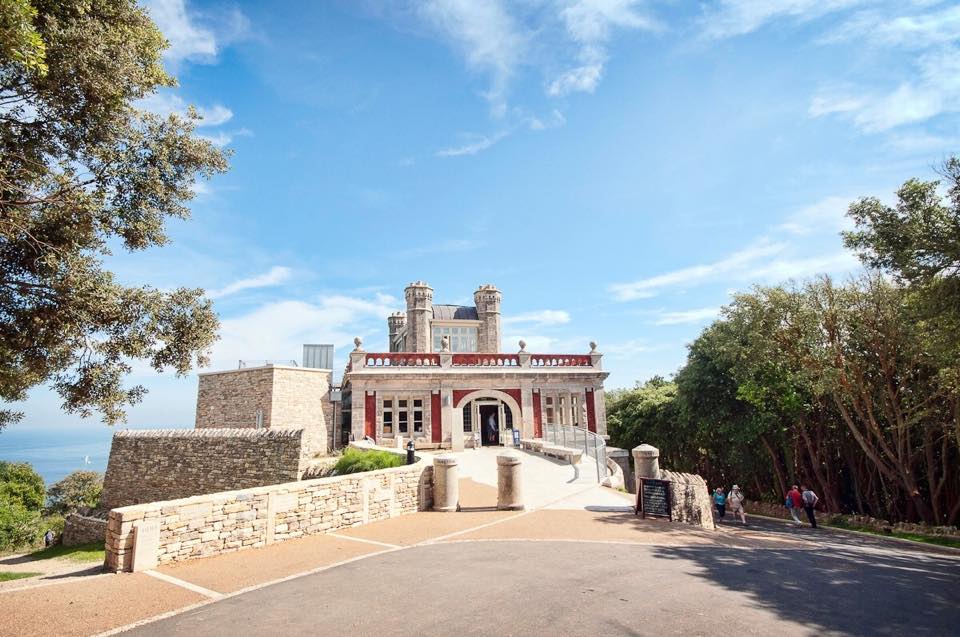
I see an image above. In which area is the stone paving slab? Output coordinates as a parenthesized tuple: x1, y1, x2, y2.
(156, 533, 381, 594)
(0, 572, 203, 637)
(334, 509, 520, 547)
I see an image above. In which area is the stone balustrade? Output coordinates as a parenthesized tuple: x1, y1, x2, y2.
(351, 351, 603, 370)
(364, 353, 441, 367)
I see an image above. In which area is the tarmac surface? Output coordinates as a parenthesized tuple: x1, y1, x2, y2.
(126, 514, 960, 637)
(2, 449, 959, 636)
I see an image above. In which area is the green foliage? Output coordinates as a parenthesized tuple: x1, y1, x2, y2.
(0, 461, 45, 510)
(333, 449, 405, 475)
(46, 471, 102, 516)
(609, 156, 960, 524)
(0, 498, 40, 551)
(28, 541, 104, 563)
(0, 0, 228, 429)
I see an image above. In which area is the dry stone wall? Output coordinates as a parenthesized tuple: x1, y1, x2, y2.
(662, 470, 714, 530)
(101, 429, 303, 510)
(63, 513, 108, 546)
(104, 445, 433, 572)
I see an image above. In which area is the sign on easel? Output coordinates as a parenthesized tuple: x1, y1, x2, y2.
(635, 478, 672, 520)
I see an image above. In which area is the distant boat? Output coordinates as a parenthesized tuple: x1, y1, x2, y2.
(83, 455, 91, 465)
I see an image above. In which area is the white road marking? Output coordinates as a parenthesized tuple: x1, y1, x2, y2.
(327, 533, 400, 549)
(143, 569, 223, 599)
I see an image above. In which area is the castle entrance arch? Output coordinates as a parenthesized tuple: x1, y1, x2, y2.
(454, 390, 522, 447)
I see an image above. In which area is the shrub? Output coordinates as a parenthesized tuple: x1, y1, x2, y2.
(0, 499, 41, 551)
(46, 471, 103, 516)
(332, 449, 405, 475)
(0, 462, 45, 511)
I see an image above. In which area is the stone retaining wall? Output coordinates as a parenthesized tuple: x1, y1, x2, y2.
(661, 470, 714, 531)
(63, 513, 108, 546)
(104, 445, 433, 572)
(101, 429, 304, 510)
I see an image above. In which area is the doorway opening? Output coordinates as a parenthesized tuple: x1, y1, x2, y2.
(478, 404, 499, 446)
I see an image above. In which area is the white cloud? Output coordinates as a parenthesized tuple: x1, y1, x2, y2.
(700, 0, 866, 40)
(549, 0, 660, 97)
(748, 251, 861, 283)
(417, 0, 525, 116)
(436, 130, 510, 156)
(138, 92, 234, 127)
(212, 293, 396, 370)
(654, 307, 720, 325)
(209, 266, 292, 299)
(777, 196, 856, 236)
(503, 310, 572, 326)
(609, 240, 786, 300)
(144, 0, 249, 66)
(808, 5, 960, 132)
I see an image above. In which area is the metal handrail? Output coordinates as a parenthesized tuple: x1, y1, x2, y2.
(541, 423, 608, 482)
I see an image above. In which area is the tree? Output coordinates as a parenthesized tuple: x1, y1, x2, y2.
(46, 470, 101, 515)
(0, 460, 44, 510)
(0, 0, 227, 429)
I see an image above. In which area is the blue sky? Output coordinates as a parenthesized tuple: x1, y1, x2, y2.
(14, 0, 960, 429)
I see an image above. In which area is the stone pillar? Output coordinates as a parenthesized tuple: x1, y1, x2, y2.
(607, 447, 634, 493)
(405, 281, 433, 353)
(520, 380, 535, 440)
(445, 389, 462, 451)
(497, 451, 524, 511)
(632, 443, 661, 483)
(433, 455, 459, 512)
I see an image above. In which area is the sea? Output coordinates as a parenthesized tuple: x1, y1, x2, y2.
(0, 424, 189, 486)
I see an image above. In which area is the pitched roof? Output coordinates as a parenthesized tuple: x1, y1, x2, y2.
(432, 304, 479, 320)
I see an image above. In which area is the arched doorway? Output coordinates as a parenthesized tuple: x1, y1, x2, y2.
(453, 390, 523, 447)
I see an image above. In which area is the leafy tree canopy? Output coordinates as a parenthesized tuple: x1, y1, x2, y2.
(0, 0, 227, 429)
(0, 460, 44, 510)
(46, 469, 101, 515)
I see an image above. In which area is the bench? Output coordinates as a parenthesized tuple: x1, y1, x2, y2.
(540, 444, 583, 465)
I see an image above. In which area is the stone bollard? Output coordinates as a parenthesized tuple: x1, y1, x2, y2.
(497, 451, 524, 511)
(433, 455, 460, 512)
(632, 444, 661, 485)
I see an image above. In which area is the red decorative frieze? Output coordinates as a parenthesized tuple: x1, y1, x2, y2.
(364, 353, 440, 367)
(451, 354, 520, 367)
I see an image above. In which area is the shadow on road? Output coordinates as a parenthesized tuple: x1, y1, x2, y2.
(650, 519, 960, 635)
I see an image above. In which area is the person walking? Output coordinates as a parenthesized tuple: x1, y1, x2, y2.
(713, 487, 726, 519)
(801, 485, 819, 528)
(787, 485, 804, 525)
(43, 529, 54, 547)
(727, 485, 747, 525)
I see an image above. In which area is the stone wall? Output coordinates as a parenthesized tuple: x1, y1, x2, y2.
(63, 513, 108, 546)
(104, 444, 433, 572)
(101, 429, 304, 510)
(196, 366, 333, 456)
(662, 470, 714, 531)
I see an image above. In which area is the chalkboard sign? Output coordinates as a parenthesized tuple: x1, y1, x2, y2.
(635, 478, 672, 520)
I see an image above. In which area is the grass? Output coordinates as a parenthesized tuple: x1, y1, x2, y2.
(0, 571, 41, 582)
(333, 448, 406, 475)
(825, 519, 960, 549)
(27, 542, 105, 563)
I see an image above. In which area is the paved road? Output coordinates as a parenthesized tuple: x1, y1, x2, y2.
(129, 517, 960, 636)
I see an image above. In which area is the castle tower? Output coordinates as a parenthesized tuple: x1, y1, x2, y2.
(474, 283, 502, 353)
(404, 281, 433, 353)
(387, 312, 406, 353)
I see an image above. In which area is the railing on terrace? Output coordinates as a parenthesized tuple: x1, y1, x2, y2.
(451, 354, 520, 367)
(364, 353, 441, 367)
(529, 355, 593, 367)
(542, 423, 608, 482)
(349, 351, 601, 370)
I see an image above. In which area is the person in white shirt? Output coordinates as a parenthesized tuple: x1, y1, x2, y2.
(801, 485, 819, 528)
(727, 485, 747, 525)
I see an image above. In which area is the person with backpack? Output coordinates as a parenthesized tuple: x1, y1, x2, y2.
(786, 485, 804, 526)
(801, 485, 819, 528)
(727, 485, 747, 525)
(713, 487, 726, 519)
